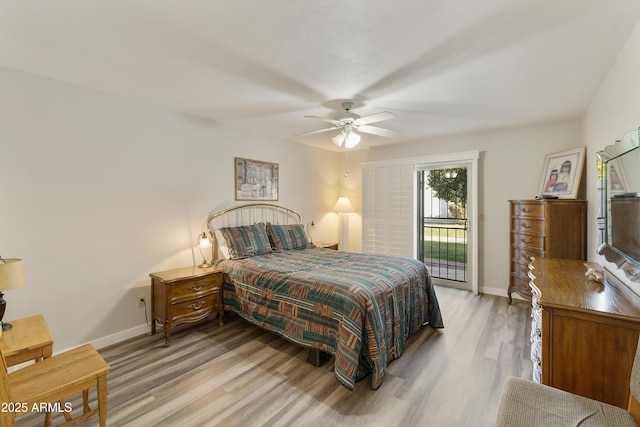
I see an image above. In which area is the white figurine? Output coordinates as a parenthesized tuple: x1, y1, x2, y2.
(584, 263, 604, 283)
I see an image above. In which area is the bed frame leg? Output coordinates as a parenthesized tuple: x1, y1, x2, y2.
(307, 349, 331, 367)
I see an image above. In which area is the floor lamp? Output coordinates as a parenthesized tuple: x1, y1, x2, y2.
(333, 197, 354, 251)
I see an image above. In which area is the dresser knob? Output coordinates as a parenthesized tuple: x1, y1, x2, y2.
(520, 237, 534, 244)
(521, 207, 534, 213)
(188, 283, 205, 291)
(520, 222, 535, 229)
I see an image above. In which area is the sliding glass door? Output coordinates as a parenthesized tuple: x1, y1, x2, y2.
(363, 150, 479, 293)
(418, 167, 468, 286)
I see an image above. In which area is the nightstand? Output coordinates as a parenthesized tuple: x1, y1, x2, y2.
(150, 265, 224, 347)
(0, 314, 53, 366)
(314, 241, 339, 250)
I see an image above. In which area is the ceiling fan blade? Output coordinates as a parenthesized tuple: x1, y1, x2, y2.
(354, 111, 396, 125)
(304, 116, 342, 126)
(357, 125, 399, 139)
(296, 126, 341, 137)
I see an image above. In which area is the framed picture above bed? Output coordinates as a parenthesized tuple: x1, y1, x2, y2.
(235, 157, 279, 201)
(539, 147, 585, 199)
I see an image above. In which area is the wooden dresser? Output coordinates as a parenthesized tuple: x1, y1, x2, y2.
(529, 257, 640, 408)
(150, 265, 224, 346)
(508, 199, 586, 302)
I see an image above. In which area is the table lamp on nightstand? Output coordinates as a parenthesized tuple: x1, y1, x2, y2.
(0, 257, 26, 330)
(197, 232, 213, 268)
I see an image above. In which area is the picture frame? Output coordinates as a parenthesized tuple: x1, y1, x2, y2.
(607, 158, 628, 195)
(539, 147, 585, 199)
(235, 157, 279, 201)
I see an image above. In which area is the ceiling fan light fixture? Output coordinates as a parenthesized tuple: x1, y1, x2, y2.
(345, 130, 361, 148)
(300, 102, 396, 148)
(332, 131, 346, 147)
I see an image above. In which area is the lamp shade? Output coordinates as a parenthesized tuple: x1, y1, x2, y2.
(0, 259, 26, 291)
(198, 232, 212, 249)
(344, 131, 361, 148)
(333, 197, 355, 213)
(332, 131, 346, 147)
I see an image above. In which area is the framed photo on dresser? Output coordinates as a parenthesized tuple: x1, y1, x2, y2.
(539, 147, 585, 199)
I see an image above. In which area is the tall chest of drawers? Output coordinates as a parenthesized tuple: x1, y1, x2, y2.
(508, 199, 586, 302)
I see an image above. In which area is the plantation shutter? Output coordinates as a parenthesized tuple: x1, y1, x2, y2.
(362, 162, 414, 258)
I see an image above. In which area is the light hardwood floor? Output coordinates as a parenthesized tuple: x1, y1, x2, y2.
(19, 286, 532, 427)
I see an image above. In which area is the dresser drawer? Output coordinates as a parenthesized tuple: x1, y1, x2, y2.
(512, 247, 543, 265)
(171, 274, 222, 303)
(170, 293, 220, 322)
(511, 262, 531, 280)
(511, 218, 545, 235)
(510, 275, 531, 295)
(512, 202, 545, 219)
(511, 233, 544, 251)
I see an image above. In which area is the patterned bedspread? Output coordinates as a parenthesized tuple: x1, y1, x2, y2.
(219, 247, 443, 390)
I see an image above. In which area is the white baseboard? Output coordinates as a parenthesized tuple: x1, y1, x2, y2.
(479, 285, 529, 302)
(478, 285, 508, 298)
(7, 324, 149, 372)
(89, 323, 150, 350)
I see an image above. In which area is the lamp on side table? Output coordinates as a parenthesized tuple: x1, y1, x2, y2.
(0, 257, 26, 331)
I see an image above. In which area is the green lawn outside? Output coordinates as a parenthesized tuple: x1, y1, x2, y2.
(424, 227, 466, 239)
(424, 240, 467, 263)
(424, 225, 467, 263)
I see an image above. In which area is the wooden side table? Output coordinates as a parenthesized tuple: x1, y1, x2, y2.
(314, 241, 339, 250)
(150, 265, 224, 346)
(0, 314, 55, 425)
(0, 314, 53, 366)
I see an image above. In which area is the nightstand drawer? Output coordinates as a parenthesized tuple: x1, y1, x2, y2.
(170, 294, 220, 321)
(171, 275, 221, 303)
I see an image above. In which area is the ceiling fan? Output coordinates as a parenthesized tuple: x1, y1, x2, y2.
(298, 102, 398, 148)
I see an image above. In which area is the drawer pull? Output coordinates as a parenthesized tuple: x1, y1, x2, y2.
(188, 283, 205, 291)
(520, 207, 534, 213)
(520, 237, 534, 244)
(520, 222, 535, 229)
(187, 301, 207, 310)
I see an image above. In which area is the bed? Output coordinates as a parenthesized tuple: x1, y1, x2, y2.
(208, 203, 443, 390)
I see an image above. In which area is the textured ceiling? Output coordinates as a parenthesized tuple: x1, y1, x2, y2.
(1, 1, 639, 151)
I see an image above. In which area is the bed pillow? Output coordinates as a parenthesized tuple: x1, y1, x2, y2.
(213, 229, 230, 260)
(219, 223, 272, 259)
(266, 223, 311, 251)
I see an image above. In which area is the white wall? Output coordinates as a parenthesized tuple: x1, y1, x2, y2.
(583, 19, 640, 288)
(360, 119, 583, 295)
(0, 66, 341, 351)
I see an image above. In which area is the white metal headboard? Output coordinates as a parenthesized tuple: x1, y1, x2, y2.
(207, 204, 302, 260)
(207, 203, 302, 232)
